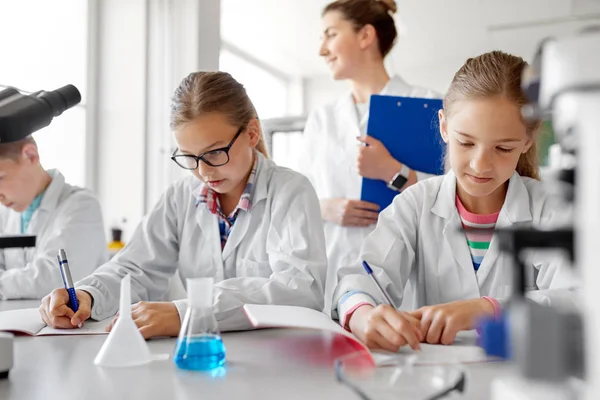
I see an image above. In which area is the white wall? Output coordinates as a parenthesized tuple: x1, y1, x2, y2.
(300, 1, 600, 112)
(303, 62, 458, 112)
(95, 0, 220, 241)
(303, 23, 600, 112)
(144, 0, 221, 215)
(303, 74, 346, 111)
(92, 0, 600, 239)
(96, 0, 147, 241)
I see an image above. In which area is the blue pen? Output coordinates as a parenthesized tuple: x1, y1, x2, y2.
(362, 261, 398, 309)
(57, 249, 79, 313)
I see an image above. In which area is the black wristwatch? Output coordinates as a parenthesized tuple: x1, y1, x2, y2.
(387, 164, 410, 191)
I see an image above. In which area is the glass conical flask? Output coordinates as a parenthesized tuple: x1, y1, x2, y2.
(173, 277, 226, 371)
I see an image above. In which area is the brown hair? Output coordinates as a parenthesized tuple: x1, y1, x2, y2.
(444, 50, 541, 180)
(170, 71, 269, 158)
(323, 0, 398, 57)
(0, 136, 36, 160)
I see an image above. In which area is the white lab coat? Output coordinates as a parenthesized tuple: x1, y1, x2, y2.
(300, 75, 441, 313)
(76, 153, 327, 332)
(0, 170, 108, 299)
(332, 171, 577, 319)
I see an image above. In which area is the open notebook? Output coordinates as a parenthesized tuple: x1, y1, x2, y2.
(0, 308, 111, 336)
(243, 304, 493, 365)
(244, 303, 371, 353)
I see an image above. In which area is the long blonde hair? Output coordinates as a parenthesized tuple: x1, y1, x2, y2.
(170, 71, 269, 158)
(444, 51, 540, 179)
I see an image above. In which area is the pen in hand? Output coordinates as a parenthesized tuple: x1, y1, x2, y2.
(362, 261, 421, 350)
(57, 249, 82, 327)
(362, 261, 398, 309)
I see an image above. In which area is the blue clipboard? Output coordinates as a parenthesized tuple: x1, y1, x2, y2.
(360, 95, 445, 211)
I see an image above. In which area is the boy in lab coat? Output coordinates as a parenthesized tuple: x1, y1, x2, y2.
(0, 136, 107, 299)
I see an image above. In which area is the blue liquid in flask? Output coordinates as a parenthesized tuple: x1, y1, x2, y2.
(174, 334, 226, 371)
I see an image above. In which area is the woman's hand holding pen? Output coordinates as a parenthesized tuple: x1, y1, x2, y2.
(39, 289, 92, 328)
(356, 135, 401, 182)
(106, 301, 181, 339)
(408, 299, 495, 345)
(349, 304, 422, 352)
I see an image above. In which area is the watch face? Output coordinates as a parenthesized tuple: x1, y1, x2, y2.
(392, 174, 408, 189)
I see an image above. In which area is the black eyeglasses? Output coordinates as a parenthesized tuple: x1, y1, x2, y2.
(171, 126, 245, 169)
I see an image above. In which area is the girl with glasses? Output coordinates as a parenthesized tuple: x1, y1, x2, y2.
(39, 71, 327, 338)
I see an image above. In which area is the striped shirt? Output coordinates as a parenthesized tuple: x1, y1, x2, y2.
(456, 195, 500, 271)
(196, 159, 257, 250)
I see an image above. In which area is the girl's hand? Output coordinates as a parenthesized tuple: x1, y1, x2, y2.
(106, 301, 181, 339)
(349, 304, 422, 351)
(408, 299, 495, 345)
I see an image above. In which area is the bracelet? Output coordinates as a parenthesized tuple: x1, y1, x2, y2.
(482, 296, 501, 319)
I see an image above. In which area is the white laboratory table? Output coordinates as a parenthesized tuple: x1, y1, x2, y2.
(0, 300, 509, 399)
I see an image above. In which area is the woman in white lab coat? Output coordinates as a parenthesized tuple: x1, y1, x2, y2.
(39, 71, 327, 337)
(0, 137, 107, 299)
(334, 51, 577, 351)
(301, 0, 439, 312)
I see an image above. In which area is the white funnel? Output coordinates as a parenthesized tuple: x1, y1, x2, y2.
(94, 274, 152, 368)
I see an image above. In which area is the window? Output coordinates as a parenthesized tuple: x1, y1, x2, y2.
(0, 0, 88, 187)
(271, 130, 305, 171)
(219, 49, 289, 120)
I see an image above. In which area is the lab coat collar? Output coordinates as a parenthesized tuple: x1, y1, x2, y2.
(335, 93, 360, 130)
(191, 152, 270, 266)
(382, 75, 411, 96)
(38, 169, 65, 213)
(431, 171, 533, 224)
(334, 75, 410, 109)
(220, 153, 268, 261)
(432, 171, 477, 283)
(250, 151, 269, 206)
(333, 75, 412, 138)
(432, 170, 534, 291)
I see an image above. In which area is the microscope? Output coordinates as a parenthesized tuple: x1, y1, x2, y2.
(485, 29, 600, 400)
(0, 84, 81, 377)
